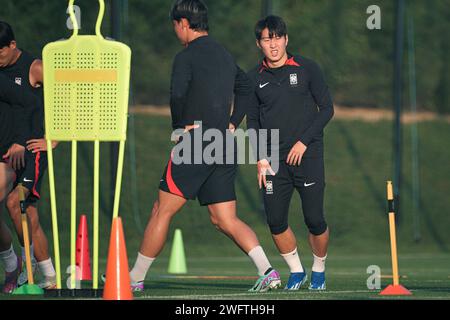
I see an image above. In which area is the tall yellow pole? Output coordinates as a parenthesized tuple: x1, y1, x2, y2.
(18, 184, 34, 285)
(93, 140, 100, 289)
(112, 140, 125, 220)
(387, 181, 399, 286)
(46, 140, 62, 289)
(380, 181, 411, 295)
(71, 141, 77, 289)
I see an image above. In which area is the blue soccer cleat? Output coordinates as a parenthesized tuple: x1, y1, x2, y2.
(285, 272, 307, 290)
(309, 271, 326, 290)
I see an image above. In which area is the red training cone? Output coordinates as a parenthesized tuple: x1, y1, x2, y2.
(103, 217, 133, 300)
(380, 284, 412, 296)
(76, 215, 92, 280)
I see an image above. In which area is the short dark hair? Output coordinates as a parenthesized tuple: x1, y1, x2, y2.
(255, 15, 287, 40)
(0, 21, 15, 48)
(170, 0, 209, 32)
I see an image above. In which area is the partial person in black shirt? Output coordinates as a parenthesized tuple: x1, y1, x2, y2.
(127, 0, 281, 293)
(247, 16, 333, 291)
(0, 72, 42, 293)
(0, 21, 57, 291)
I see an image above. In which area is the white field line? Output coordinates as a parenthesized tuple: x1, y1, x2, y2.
(136, 289, 381, 300)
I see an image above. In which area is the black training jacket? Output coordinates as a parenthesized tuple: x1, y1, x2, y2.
(247, 55, 334, 160)
(0, 50, 44, 146)
(170, 35, 251, 133)
(0, 73, 43, 156)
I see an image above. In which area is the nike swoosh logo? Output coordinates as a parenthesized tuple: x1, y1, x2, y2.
(304, 182, 315, 187)
(259, 82, 269, 89)
(23, 178, 33, 182)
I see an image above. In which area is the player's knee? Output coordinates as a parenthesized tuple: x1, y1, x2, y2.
(151, 206, 176, 221)
(269, 223, 289, 235)
(267, 218, 289, 235)
(5, 191, 19, 212)
(150, 201, 159, 218)
(305, 216, 328, 236)
(210, 215, 232, 233)
(0, 184, 10, 201)
(27, 209, 40, 228)
(209, 215, 220, 229)
(266, 212, 288, 235)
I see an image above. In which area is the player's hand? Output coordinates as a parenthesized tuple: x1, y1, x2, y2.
(2, 144, 25, 170)
(173, 124, 200, 143)
(257, 159, 275, 189)
(26, 139, 58, 153)
(184, 124, 200, 133)
(286, 141, 307, 166)
(228, 123, 236, 134)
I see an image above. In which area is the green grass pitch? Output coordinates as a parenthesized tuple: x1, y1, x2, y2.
(1, 115, 449, 300)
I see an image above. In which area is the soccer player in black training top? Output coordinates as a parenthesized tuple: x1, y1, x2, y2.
(0, 72, 43, 293)
(128, 0, 280, 292)
(0, 21, 57, 290)
(247, 16, 334, 291)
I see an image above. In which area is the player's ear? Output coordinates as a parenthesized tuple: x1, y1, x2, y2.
(285, 35, 289, 47)
(180, 18, 190, 30)
(256, 40, 262, 50)
(9, 40, 17, 49)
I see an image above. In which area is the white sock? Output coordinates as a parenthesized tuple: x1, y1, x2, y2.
(248, 246, 272, 276)
(37, 258, 56, 278)
(129, 252, 155, 282)
(312, 253, 327, 272)
(280, 248, 304, 273)
(21, 244, 37, 264)
(0, 245, 18, 272)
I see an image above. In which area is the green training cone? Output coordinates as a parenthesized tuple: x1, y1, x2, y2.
(168, 229, 187, 274)
(12, 284, 44, 295)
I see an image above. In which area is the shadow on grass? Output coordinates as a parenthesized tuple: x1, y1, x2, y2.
(335, 122, 385, 215)
(143, 280, 252, 291)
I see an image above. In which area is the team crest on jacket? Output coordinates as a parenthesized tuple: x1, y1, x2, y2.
(266, 180, 273, 194)
(15, 77, 22, 86)
(289, 73, 298, 86)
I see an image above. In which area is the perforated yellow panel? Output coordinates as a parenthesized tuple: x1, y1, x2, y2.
(43, 36, 131, 141)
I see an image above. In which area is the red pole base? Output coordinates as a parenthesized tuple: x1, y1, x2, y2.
(379, 284, 412, 296)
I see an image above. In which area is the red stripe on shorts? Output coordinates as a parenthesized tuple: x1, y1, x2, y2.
(166, 155, 184, 198)
(32, 151, 41, 198)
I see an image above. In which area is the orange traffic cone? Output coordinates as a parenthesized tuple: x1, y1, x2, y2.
(103, 217, 133, 300)
(76, 215, 92, 280)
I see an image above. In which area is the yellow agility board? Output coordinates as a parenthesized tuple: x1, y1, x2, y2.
(43, 0, 131, 290)
(43, 2, 131, 141)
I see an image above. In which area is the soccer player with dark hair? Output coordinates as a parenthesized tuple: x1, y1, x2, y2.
(0, 72, 43, 293)
(247, 15, 334, 290)
(127, 0, 280, 292)
(0, 21, 57, 289)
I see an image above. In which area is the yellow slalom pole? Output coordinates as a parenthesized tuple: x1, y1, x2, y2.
(70, 141, 77, 289)
(47, 140, 62, 289)
(112, 140, 125, 220)
(387, 181, 399, 286)
(18, 184, 34, 284)
(379, 181, 411, 295)
(93, 140, 100, 289)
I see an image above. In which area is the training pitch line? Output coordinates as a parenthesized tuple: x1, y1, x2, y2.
(135, 290, 381, 300)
